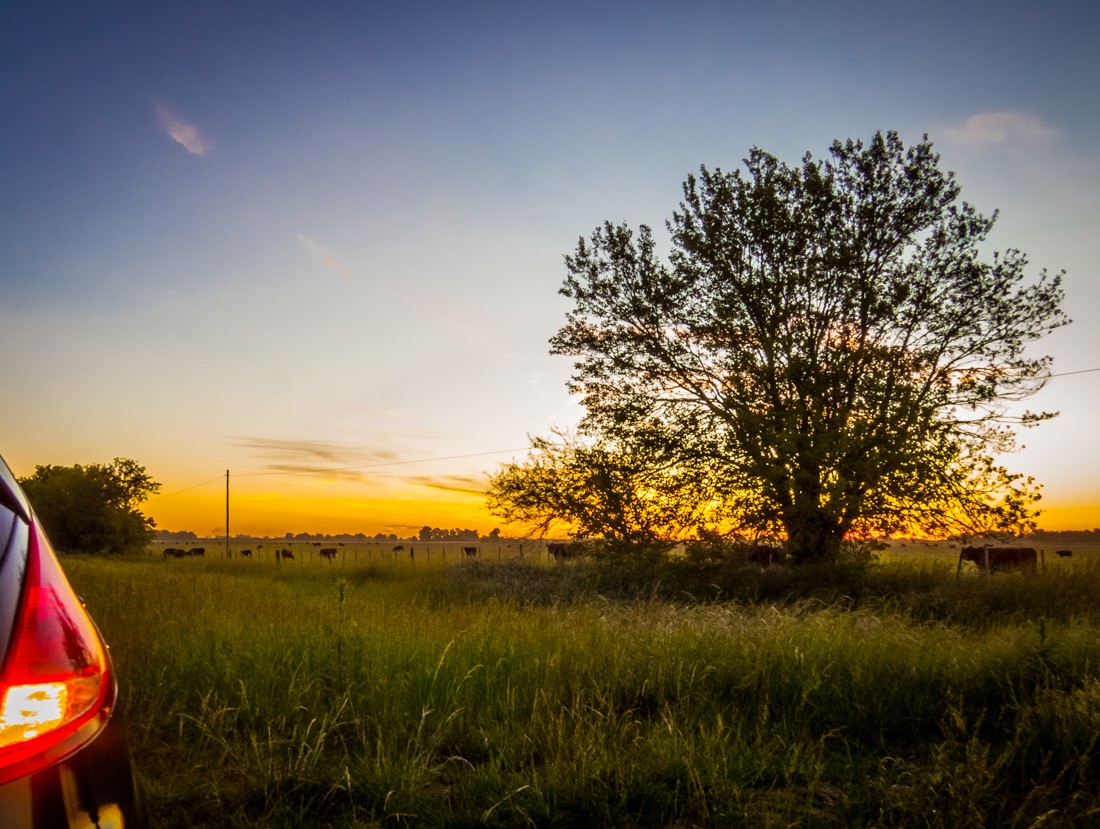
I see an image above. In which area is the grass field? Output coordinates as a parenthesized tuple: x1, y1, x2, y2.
(62, 543, 1100, 827)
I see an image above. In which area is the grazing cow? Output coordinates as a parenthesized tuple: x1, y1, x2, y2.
(1056, 549, 1073, 558)
(319, 547, 337, 562)
(239, 549, 252, 558)
(546, 542, 580, 561)
(747, 544, 782, 567)
(958, 545, 1038, 573)
(163, 547, 185, 559)
(462, 546, 478, 558)
(189, 547, 205, 557)
(280, 549, 294, 560)
(392, 545, 405, 552)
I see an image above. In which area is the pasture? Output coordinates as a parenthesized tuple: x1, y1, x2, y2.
(63, 545, 1100, 827)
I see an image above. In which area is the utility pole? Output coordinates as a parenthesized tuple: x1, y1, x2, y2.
(225, 469, 230, 559)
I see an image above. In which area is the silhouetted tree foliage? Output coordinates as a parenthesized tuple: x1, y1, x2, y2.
(490, 132, 1067, 562)
(488, 427, 731, 545)
(19, 458, 161, 555)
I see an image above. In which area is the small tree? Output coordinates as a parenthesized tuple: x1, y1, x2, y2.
(19, 458, 161, 554)
(491, 132, 1068, 562)
(488, 428, 741, 544)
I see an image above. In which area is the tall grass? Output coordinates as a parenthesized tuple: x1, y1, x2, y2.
(64, 555, 1100, 827)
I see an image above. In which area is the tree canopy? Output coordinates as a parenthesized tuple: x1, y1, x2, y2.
(19, 458, 161, 555)
(489, 131, 1068, 562)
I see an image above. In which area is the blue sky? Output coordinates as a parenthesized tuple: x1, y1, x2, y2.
(1, 0, 1097, 535)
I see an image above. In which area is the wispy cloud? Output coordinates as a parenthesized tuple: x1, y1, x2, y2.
(406, 474, 487, 497)
(296, 234, 353, 279)
(155, 103, 210, 155)
(941, 111, 1058, 147)
(234, 437, 398, 481)
(262, 463, 368, 483)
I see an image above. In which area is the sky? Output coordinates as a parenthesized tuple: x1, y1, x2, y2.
(1, 0, 1097, 538)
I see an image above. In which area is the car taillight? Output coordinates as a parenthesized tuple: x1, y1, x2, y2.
(0, 519, 115, 784)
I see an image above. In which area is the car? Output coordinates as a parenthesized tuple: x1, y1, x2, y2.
(0, 453, 146, 828)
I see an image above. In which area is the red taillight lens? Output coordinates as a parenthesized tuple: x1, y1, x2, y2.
(0, 519, 115, 784)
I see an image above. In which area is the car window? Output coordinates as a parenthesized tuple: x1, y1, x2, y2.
(0, 506, 26, 665)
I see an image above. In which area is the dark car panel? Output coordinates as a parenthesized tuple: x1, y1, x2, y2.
(0, 715, 139, 829)
(0, 455, 146, 827)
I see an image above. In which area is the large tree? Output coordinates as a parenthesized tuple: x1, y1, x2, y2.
(491, 132, 1067, 562)
(19, 458, 161, 555)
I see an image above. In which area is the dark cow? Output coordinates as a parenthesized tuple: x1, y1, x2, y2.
(1056, 549, 1073, 558)
(280, 549, 294, 560)
(958, 545, 1038, 573)
(189, 547, 205, 557)
(239, 549, 252, 558)
(747, 544, 782, 567)
(163, 547, 186, 559)
(547, 542, 580, 561)
(462, 546, 478, 558)
(392, 545, 405, 552)
(319, 547, 337, 562)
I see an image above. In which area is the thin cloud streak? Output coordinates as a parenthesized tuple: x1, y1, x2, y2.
(234, 437, 398, 479)
(941, 112, 1058, 147)
(263, 463, 368, 483)
(406, 474, 487, 497)
(154, 103, 210, 155)
(296, 234, 353, 279)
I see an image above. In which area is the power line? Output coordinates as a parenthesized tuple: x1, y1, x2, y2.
(149, 474, 227, 501)
(1049, 366, 1100, 378)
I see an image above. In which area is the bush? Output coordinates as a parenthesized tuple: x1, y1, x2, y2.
(19, 458, 160, 554)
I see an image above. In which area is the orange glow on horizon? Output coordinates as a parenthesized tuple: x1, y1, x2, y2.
(146, 482, 503, 538)
(142, 470, 1100, 540)
(147, 490, 1100, 540)
(1034, 502, 1100, 533)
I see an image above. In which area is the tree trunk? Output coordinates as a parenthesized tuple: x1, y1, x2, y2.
(783, 503, 844, 563)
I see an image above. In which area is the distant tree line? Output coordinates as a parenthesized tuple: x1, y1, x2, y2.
(155, 527, 509, 543)
(418, 526, 502, 542)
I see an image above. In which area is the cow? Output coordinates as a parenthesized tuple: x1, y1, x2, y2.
(163, 547, 186, 559)
(319, 547, 337, 562)
(189, 547, 205, 557)
(547, 542, 580, 561)
(747, 544, 782, 567)
(462, 546, 478, 558)
(239, 549, 252, 558)
(958, 545, 1038, 573)
(392, 545, 405, 552)
(1056, 549, 1073, 558)
(280, 549, 294, 560)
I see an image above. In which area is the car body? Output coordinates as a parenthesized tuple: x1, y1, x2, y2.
(0, 454, 145, 828)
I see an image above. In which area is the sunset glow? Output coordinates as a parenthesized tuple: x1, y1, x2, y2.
(146, 478, 499, 538)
